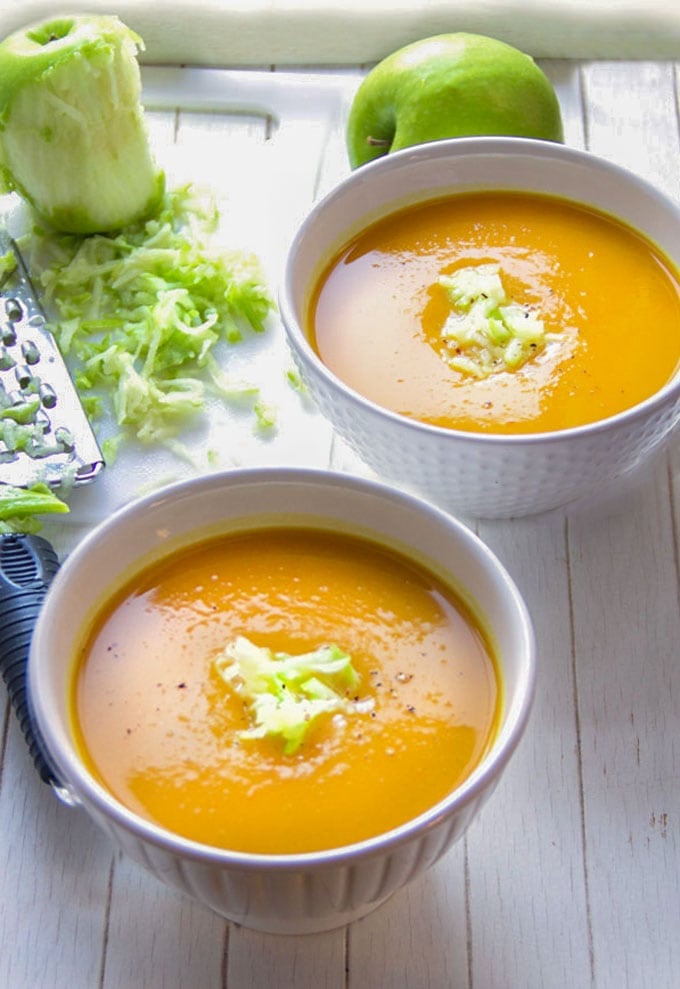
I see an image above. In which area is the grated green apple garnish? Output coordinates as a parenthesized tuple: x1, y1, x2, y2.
(439, 262, 557, 378)
(0, 481, 69, 534)
(0, 248, 16, 283)
(214, 635, 366, 755)
(18, 184, 275, 450)
(0, 376, 75, 460)
(253, 398, 278, 432)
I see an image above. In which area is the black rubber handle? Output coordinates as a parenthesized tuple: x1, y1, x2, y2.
(0, 533, 63, 786)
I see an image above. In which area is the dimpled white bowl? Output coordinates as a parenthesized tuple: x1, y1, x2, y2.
(279, 137, 680, 518)
(28, 468, 534, 935)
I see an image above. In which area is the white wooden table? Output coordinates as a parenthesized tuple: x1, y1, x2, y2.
(1, 58, 679, 989)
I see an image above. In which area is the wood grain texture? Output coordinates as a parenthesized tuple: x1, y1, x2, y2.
(0, 60, 678, 989)
(572, 63, 680, 989)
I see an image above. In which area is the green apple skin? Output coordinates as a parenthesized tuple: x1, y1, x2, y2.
(0, 15, 164, 233)
(346, 34, 564, 169)
(0, 16, 133, 101)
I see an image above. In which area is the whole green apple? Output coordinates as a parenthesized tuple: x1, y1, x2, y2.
(0, 14, 164, 233)
(346, 33, 564, 168)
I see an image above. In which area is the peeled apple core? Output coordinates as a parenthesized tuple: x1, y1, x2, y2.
(0, 15, 164, 233)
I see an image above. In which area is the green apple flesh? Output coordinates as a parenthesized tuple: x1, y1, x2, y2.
(346, 33, 564, 169)
(0, 15, 164, 233)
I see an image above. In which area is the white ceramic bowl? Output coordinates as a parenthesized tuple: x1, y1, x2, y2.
(279, 137, 680, 518)
(28, 467, 534, 935)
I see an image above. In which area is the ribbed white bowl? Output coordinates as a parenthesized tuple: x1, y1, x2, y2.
(28, 468, 535, 934)
(280, 138, 680, 518)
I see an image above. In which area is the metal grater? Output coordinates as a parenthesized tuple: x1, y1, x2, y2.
(0, 233, 104, 489)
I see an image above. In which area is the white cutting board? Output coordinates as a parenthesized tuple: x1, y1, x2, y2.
(4, 68, 362, 552)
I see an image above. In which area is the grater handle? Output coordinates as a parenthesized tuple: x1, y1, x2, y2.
(0, 533, 63, 787)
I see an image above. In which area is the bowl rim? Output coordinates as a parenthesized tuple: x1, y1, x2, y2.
(279, 135, 680, 448)
(29, 465, 536, 871)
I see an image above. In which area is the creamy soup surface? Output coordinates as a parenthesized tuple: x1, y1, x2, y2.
(308, 191, 680, 433)
(72, 527, 500, 854)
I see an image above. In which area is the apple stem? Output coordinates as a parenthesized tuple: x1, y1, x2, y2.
(366, 136, 391, 147)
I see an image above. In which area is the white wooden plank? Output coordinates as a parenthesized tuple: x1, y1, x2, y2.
(348, 843, 469, 989)
(102, 854, 227, 989)
(469, 515, 592, 989)
(570, 62, 680, 989)
(568, 469, 680, 989)
(581, 60, 680, 196)
(0, 701, 8, 784)
(0, 723, 112, 989)
(228, 926, 346, 989)
(671, 440, 680, 544)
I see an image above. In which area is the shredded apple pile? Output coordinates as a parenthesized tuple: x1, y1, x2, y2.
(0, 482, 69, 534)
(20, 184, 275, 461)
(214, 636, 365, 755)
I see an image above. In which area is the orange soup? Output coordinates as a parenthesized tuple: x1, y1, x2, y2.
(71, 527, 500, 854)
(309, 191, 680, 434)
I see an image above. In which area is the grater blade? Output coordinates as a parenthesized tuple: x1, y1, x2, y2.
(0, 233, 104, 490)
